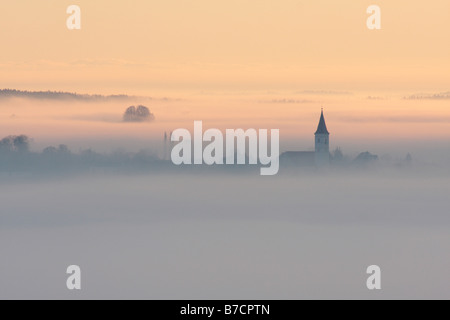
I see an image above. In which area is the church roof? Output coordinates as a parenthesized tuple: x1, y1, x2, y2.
(315, 110, 329, 135)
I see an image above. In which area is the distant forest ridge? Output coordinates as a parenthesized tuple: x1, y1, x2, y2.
(0, 89, 149, 101)
(404, 91, 450, 100)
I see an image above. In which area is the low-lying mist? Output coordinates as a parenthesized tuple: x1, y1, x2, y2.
(0, 171, 449, 299)
(1, 92, 449, 299)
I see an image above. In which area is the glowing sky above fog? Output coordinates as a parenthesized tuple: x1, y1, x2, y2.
(0, 1, 449, 149)
(0, 0, 449, 94)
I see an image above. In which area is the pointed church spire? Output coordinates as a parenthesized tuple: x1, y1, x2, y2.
(315, 109, 329, 135)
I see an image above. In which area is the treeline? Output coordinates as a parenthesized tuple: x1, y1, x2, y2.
(404, 92, 450, 100)
(0, 135, 165, 174)
(0, 89, 133, 101)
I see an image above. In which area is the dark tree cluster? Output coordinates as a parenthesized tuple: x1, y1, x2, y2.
(123, 105, 155, 122)
(43, 144, 70, 155)
(0, 135, 30, 153)
(0, 134, 165, 174)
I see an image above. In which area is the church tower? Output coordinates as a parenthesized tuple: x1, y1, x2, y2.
(315, 109, 330, 166)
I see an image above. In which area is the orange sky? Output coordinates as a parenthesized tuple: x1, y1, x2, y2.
(0, 1, 449, 93)
(0, 1, 449, 149)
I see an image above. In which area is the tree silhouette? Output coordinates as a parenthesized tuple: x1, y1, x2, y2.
(0, 135, 30, 153)
(123, 105, 155, 122)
